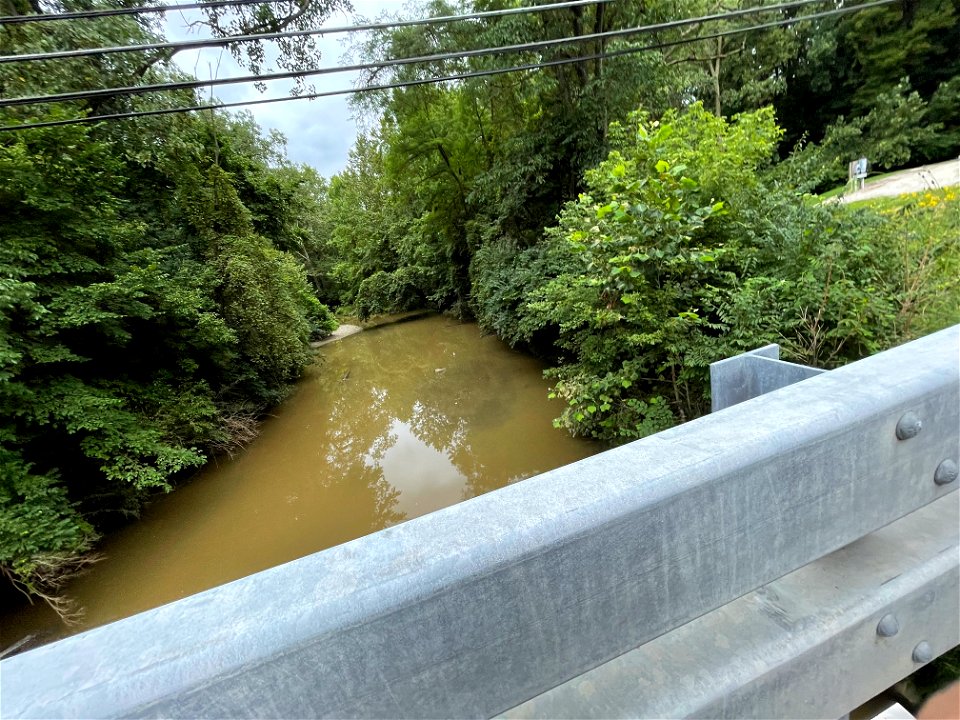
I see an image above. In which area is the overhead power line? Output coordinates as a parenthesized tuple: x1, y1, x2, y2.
(0, 0, 898, 132)
(0, 0, 614, 44)
(0, 0, 842, 108)
(1, 0, 614, 63)
(3, 0, 822, 65)
(0, 0, 293, 25)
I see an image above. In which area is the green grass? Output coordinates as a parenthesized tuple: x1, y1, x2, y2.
(845, 193, 915, 212)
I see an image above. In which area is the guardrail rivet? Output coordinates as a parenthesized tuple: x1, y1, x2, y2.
(877, 614, 900, 637)
(934, 459, 958, 486)
(896, 412, 922, 440)
(913, 641, 933, 664)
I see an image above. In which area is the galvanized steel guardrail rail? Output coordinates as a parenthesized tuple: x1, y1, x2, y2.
(2, 325, 958, 719)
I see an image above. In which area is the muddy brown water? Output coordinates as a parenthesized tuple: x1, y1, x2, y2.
(1, 315, 601, 652)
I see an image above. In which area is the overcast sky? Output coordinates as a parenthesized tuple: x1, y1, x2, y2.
(163, 0, 400, 177)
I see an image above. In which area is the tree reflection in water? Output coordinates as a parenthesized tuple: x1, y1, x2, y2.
(0, 315, 600, 649)
(315, 315, 598, 525)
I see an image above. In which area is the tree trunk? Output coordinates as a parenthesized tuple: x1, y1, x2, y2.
(712, 37, 723, 116)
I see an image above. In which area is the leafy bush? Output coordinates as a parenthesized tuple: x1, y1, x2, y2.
(215, 234, 314, 393)
(469, 238, 577, 351)
(355, 267, 429, 320)
(521, 104, 936, 442)
(312, 303, 339, 338)
(0, 113, 326, 610)
(519, 105, 769, 439)
(0, 447, 95, 617)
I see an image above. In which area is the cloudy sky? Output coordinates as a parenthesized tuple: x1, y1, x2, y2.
(163, 0, 400, 177)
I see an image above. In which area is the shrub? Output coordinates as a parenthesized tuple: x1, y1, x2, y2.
(525, 104, 933, 442)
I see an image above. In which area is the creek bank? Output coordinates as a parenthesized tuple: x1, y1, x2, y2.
(311, 324, 362, 347)
(310, 309, 436, 348)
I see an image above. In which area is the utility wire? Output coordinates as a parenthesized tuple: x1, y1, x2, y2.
(1, 1, 612, 63)
(0, 0, 897, 132)
(0, 0, 844, 107)
(0, 0, 294, 25)
(3, 0, 823, 65)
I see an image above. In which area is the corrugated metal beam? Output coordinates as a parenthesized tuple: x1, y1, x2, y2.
(710, 343, 826, 412)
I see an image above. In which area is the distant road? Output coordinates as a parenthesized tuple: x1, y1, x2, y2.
(840, 158, 960, 202)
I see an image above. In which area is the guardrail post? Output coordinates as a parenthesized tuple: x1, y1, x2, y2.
(710, 343, 825, 411)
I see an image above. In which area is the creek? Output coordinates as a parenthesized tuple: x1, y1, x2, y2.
(0, 315, 601, 652)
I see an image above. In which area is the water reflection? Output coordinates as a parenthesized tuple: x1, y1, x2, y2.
(1, 315, 600, 649)
(309, 316, 588, 525)
(371, 419, 467, 517)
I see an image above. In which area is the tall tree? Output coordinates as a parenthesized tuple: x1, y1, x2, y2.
(339, 0, 690, 315)
(0, 2, 336, 613)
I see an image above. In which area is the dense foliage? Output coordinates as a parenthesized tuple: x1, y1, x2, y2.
(315, 0, 957, 438)
(707, 0, 960, 181)
(0, 3, 338, 610)
(319, 0, 694, 317)
(317, 0, 958, 320)
(2, 0, 957, 613)
(510, 106, 952, 439)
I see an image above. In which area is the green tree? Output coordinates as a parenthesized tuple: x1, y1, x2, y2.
(0, 1, 338, 611)
(336, 0, 691, 317)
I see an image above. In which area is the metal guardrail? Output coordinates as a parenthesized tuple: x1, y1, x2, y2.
(2, 326, 958, 719)
(503, 493, 959, 718)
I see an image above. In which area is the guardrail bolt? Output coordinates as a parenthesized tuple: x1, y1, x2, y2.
(895, 412, 922, 440)
(877, 614, 900, 637)
(913, 641, 933, 664)
(934, 459, 958, 486)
